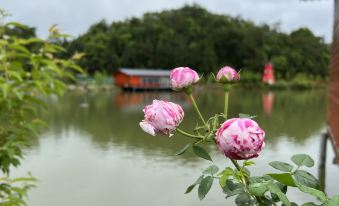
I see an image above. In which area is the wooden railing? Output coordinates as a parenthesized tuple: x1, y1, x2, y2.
(328, 0, 339, 164)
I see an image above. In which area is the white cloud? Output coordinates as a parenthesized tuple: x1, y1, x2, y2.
(2, 0, 333, 42)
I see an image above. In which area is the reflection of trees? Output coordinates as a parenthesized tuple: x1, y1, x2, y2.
(39, 88, 326, 161)
(40, 91, 205, 162)
(230, 89, 327, 144)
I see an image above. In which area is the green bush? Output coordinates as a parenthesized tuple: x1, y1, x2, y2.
(0, 10, 83, 205)
(240, 70, 261, 83)
(290, 73, 315, 89)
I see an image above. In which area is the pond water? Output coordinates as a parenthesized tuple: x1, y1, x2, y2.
(13, 87, 339, 206)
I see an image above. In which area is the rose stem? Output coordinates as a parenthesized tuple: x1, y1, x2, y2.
(176, 128, 203, 139)
(224, 91, 229, 119)
(188, 93, 208, 129)
(223, 84, 231, 119)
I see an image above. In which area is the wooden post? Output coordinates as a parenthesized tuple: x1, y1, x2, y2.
(328, 0, 339, 165)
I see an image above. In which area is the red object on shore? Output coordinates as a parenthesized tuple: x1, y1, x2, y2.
(262, 63, 275, 85)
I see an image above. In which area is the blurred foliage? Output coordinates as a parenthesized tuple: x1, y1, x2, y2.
(0, 9, 83, 205)
(93, 71, 106, 85)
(0, 176, 36, 206)
(65, 5, 330, 79)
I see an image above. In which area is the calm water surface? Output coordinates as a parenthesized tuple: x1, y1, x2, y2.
(13, 87, 339, 206)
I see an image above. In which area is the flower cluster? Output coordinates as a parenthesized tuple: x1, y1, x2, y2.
(140, 66, 265, 160)
(139, 66, 329, 206)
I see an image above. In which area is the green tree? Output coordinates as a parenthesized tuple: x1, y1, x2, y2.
(0, 10, 83, 205)
(66, 5, 330, 80)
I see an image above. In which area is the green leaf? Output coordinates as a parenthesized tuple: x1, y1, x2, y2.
(210, 72, 217, 82)
(267, 173, 296, 187)
(222, 180, 244, 198)
(239, 113, 256, 119)
(324, 196, 339, 206)
(269, 161, 293, 172)
(5, 22, 29, 29)
(12, 177, 36, 183)
(243, 168, 251, 176)
(192, 145, 212, 161)
(203, 165, 219, 175)
(248, 183, 268, 196)
(185, 184, 196, 194)
(271, 182, 288, 202)
(198, 176, 213, 200)
(276, 182, 288, 194)
(68, 64, 84, 73)
(24, 95, 48, 109)
(218, 167, 234, 188)
(31, 119, 48, 129)
(226, 180, 242, 191)
(291, 154, 314, 167)
(17, 38, 43, 45)
(301, 203, 318, 206)
(294, 181, 327, 202)
(211, 115, 219, 130)
(293, 170, 319, 189)
(185, 175, 203, 194)
(244, 161, 255, 167)
(235, 193, 251, 206)
(249, 176, 272, 184)
(194, 175, 204, 184)
(267, 182, 291, 206)
(1, 84, 10, 98)
(7, 70, 23, 82)
(175, 143, 191, 156)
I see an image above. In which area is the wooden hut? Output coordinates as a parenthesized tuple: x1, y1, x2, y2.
(113, 68, 171, 90)
(328, 0, 339, 164)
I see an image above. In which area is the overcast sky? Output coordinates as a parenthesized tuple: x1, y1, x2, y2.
(2, 0, 334, 42)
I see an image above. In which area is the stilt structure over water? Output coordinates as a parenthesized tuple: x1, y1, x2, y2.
(113, 68, 171, 91)
(327, 0, 339, 164)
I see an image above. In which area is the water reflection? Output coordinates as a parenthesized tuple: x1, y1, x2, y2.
(262, 92, 274, 116)
(37, 88, 327, 159)
(114, 91, 191, 112)
(15, 88, 339, 206)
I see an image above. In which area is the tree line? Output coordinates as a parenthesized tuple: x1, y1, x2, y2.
(64, 5, 330, 79)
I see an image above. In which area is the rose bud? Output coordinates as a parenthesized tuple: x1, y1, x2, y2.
(216, 66, 240, 83)
(139, 100, 184, 137)
(170, 67, 200, 91)
(215, 118, 265, 160)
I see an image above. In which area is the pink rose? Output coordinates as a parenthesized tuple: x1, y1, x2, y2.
(216, 66, 240, 83)
(140, 100, 184, 136)
(215, 118, 265, 160)
(170, 67, 200, 91)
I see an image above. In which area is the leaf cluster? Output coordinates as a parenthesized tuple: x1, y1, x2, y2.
(185, 154, 339, 206)
(0, 12, 84, 205)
